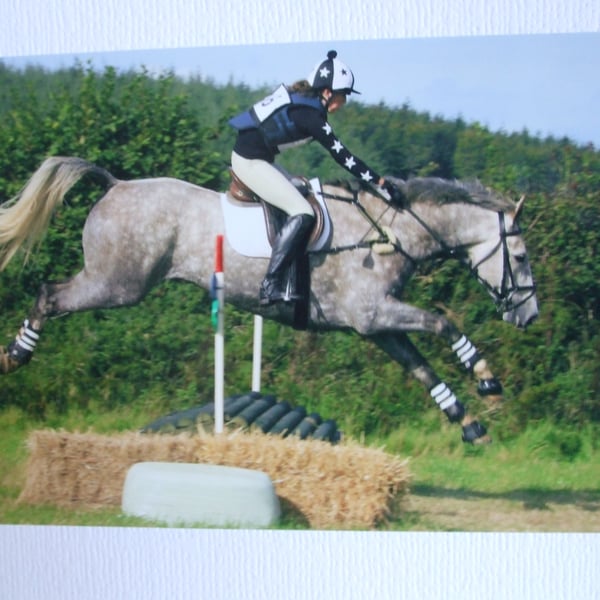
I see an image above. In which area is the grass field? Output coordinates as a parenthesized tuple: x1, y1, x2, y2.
(1, 403, 599, 531)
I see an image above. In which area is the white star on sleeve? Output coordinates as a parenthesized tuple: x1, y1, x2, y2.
(360, 170, 374, 182)
(322, 123, 332, 135)
(344, 156, 356, 169)
(331, 140, 344, 153)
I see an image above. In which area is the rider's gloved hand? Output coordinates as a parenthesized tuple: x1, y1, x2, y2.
(380, 179, 406, 208)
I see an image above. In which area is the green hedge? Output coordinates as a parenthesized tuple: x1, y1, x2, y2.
(0, 62, 598, 436)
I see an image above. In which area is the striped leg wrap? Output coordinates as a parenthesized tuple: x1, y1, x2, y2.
(430, 382, 457, 411)
(9, 320, 40, 363)
(451, 335, 481, 372)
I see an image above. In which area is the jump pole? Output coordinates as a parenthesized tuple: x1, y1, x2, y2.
(252, 315, 263, 393)
(211, 234, 225, 434)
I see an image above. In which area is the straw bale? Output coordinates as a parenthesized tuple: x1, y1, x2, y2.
(18, 429, 411, 528)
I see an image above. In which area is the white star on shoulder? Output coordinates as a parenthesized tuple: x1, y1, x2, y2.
(322, 123, 332, 135)
(319, 66, 330, 79)
(360, 170, 374, 182)
(344, 156, 356, 169)
(331, 140, 343, 153)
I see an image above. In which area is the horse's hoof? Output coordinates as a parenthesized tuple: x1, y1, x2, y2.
(461, 420, 490, 444)
(0, 347, 21, 374)
(477, 377, 503, 397)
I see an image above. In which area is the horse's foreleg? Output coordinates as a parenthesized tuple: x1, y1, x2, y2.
(370, 331, 491, 444)
(374, 297, 503, 404)
(447, 333, 503, 404)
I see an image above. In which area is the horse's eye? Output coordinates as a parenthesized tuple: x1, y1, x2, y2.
(513, 254, 526, 263)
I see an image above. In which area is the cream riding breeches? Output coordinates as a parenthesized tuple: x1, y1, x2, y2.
(231, 151, 314, 217)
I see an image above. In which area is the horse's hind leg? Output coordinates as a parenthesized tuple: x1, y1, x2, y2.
(1, 270, 147, 374)
(370, 331, 491, 444)
(0, 320, 39, 373)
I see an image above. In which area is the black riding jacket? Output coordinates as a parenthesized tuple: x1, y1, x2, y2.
(230, 90, 382, 184)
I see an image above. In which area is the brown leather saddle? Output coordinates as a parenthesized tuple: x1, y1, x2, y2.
(229, 169, 325, 249)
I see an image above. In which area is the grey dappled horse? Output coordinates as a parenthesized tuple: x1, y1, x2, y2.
(0, 157, 538, 443)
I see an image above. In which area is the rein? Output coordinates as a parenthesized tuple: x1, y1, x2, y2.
(317, 187, 414, 261)
(318, 186, 536, 314)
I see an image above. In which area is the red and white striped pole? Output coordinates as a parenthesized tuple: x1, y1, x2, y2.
(212, 234, 225, 434)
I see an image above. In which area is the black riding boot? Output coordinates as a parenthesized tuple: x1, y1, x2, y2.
(259, 213, 314, 305)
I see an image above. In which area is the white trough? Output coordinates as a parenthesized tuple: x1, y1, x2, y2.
(122, 462, 281, 528)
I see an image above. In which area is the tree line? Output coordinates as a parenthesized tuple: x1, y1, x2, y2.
(0, 62, 598, 439)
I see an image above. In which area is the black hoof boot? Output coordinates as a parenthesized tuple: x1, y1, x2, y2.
(477, 378, 503, 396)
(462, 420, 489, 444)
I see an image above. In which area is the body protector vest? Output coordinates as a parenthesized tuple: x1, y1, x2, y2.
(229, 84, 327, 153)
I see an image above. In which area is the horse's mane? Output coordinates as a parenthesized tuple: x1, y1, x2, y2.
(327, 176, 516, 212)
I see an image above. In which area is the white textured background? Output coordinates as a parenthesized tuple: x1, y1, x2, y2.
(1, 1, 600, 599)
(3, 0, 599, 56)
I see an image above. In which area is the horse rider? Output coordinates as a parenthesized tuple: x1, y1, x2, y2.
(229, 50, 405, 306)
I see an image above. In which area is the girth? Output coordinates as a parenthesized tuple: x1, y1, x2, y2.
(229, 169, 325, 248)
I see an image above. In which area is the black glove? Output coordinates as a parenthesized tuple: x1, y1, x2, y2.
(381, 179, 406, 208)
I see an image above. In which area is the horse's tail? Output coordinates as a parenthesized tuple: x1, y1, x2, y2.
(0, 156, 118, 271)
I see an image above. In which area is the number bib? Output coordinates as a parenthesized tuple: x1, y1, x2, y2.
(251, 84, 291, 123)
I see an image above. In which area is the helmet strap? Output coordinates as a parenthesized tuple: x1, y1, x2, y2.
(320, 89, 333, 109)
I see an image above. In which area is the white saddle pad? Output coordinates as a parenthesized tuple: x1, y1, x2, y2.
(219, 178, 331, 258)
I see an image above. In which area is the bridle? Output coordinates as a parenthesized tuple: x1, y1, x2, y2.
(319, 186, 536, 314)
(466, 212, 537, 313)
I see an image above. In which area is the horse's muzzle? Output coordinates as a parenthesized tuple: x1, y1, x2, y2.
(503, 305, 539, 329)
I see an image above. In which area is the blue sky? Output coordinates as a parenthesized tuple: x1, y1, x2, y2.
(4, 33, 599, 148)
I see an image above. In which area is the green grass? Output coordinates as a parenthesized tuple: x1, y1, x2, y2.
(382, 420, 600, 489)
(1, 404, 599, 530)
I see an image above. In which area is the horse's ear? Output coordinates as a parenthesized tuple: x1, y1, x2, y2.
(514, 194, 526, 221)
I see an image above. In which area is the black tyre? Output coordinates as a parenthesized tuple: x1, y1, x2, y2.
(312, 419, 341, 443)
(291, 412, 322, 440)
(251, 401, 291, 433)
(228, 395, 277, 429)
(269, 406, 307, 437)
